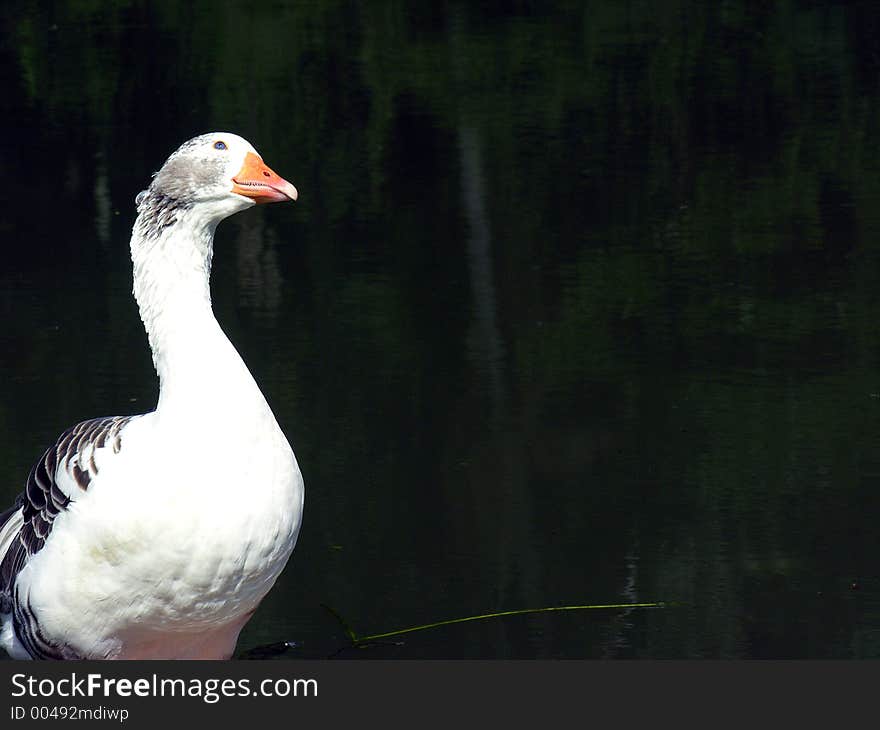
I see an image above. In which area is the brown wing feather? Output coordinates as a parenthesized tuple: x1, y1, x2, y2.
(0, 416, 132, 599)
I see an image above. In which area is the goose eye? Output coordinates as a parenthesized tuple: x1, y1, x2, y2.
(213, 141, 227, 151)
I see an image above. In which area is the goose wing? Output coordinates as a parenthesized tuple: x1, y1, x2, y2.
(0, 416, 133, 605)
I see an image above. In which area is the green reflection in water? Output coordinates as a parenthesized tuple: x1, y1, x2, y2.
(1, 1, 880, 658)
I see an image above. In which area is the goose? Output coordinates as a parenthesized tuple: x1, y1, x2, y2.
(0, 133, 304, 659)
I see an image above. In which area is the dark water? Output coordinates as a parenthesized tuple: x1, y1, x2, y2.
(2, 1, 880, 659)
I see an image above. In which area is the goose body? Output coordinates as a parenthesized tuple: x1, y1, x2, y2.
(0, 133, 303, 659)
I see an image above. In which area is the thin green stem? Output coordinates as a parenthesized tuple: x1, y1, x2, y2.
(346, 602, 668, 645)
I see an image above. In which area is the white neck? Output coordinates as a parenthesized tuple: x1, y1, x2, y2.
(131, 206, 268, 421)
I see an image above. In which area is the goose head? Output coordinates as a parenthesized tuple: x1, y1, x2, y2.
(137, 133, 298, 228)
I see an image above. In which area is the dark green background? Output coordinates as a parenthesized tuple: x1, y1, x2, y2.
(2, 1, 880, 658)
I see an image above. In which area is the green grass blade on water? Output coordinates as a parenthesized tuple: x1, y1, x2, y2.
(325, 601, 670, 646)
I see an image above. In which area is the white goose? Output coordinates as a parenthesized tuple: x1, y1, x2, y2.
(0, 133, 304, 659)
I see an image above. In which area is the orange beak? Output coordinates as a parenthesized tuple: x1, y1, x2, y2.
(231, 151, 298, 204)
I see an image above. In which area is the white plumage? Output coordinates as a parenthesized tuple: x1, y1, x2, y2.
(0, 133, 303, 659)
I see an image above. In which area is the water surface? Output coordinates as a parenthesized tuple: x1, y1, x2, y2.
(1, 1, 880, 659)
